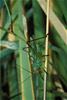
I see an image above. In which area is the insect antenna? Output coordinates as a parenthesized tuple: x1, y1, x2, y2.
(8, 92, 21, 100)
(10, 64, 33, 98)
(10, 74, 32, 95)
(19, 75, 32, 85)
(16, 64, 32, 74)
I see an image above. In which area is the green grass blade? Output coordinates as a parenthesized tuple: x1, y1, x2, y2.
(17, 0, 35, 99)
(0, 27, 10, 33)
(4, 0, 11, 17)
(57, 0, 67, 22)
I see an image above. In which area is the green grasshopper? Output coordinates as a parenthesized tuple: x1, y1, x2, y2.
(22, 35, 49, 75)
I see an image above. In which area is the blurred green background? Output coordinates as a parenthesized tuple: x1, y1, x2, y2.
(0, 0, 67, 100)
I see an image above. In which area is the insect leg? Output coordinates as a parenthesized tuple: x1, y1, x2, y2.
(27, 33, 49, 43)
(16, 64, 32, 73)
(39, 72, 44, 80)
(43, 69, 49, 75)
(23, 46, 29, 53)
(42, 54, 49, 57)
(11, 64, 33, 94)
(23, 46, 35, 59)
(39, 67, 49, 75)
(9, 75, 34, 99)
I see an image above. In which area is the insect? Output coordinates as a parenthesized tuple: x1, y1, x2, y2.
(23, 35, 49, 75)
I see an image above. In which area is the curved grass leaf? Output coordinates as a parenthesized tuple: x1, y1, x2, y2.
(4, 0, 11, 17)
(0, 41, 19, 50)
(0, 48, 14, 59)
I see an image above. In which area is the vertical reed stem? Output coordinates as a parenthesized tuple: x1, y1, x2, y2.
(44, 0, 50, 100)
